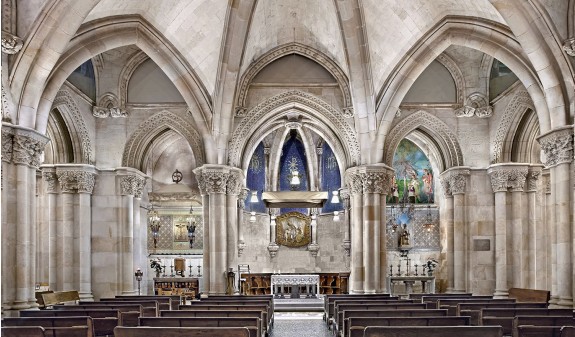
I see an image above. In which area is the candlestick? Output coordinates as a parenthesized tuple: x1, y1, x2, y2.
(389, 264, 393, 277)
(188, 264, 193, 277)
(197, 265, 202, 277)
(414, 264, 419, 276)
(170, 264, 174, 277)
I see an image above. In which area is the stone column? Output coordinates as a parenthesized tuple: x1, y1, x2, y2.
(439, 176, 454, 292)
(488, 166, 510, 298)
(345, 165, 393, 294)
(538, 127, 573, 308)
(1, 125, 49, 312)
(447, 169, 470, 293)
(194, 165, 243, 295)
(346, 171, 364, 293)
(340, 189, 351, 258)
(508, 166, 528, 288)
(542, 171, 553, 293)
(41, 169, 58, 291)
(525, 166, 542, 288)
(237, 188, 248, 257)
(119, 173, 146, 295)
(225, 171, 242, 272)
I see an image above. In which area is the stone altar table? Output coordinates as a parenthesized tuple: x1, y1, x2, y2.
(271, 274, 319, 298)
(386, 276, 435, 295)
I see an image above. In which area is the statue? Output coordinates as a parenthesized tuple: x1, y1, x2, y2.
(399, 224, 410, 247)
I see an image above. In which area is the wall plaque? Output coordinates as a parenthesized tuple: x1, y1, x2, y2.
(474, 239, 491, 251)
(275, 211, 311, 248)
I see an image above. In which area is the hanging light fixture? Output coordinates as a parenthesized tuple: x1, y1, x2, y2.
(249, 190, 258, 222)
(250, 190, 259, 203)
(148, 206, 161, 249)
(423, 205, 434, 232)
(289, 169, 300, 188)
(333, 211, 340, 221)
(387, 205, 398, 233)
(186, 206, 196, 248)
(330, 190, 340, 203)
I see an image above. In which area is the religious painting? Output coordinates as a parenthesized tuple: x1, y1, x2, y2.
(173, 216, 189, 242)
(275, 211, 311, 248)
(390, 139, 434, 204)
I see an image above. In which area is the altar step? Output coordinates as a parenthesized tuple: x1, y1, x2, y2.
(273, 297, 324, 312)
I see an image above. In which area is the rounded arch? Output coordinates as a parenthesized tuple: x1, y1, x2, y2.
(229, 90, 360, 169)
(35, 15, 213, 151)
(492, 90, 536, 164)
(51, 89, 95, 165)
(375, 17, 552, 163)
(235, 43, 352, 110)
(122, 110, 205, 170)
(383, 110, 464, 170)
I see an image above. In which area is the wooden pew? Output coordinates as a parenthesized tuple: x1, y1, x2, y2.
(512, 317, 575, 337)
(508, 288, 551, 303)
(409, 293, 474, 300)
(19, 309, 120, 336)
(324, 295, 399, 323)
(52, 304, 142, 326)
(422, 295, 495, 309)
(114, 326, 251, 337)
(3, 317, 94, 337)
(346, 316, 471, 337)
(183, 300, 273, 327)
(111, 296, 175, 311)
(458, 302, 548, 325)
(178, 304, 270, 330)
(515, 326, 565, 337)
(333, 303, 427, 333)
(139, 317, 261, 337)
(362, 325, 503, 337)
(562, 326, 575, 337)
(327, 299, 414, 325)
(335, 308, 448, 336)
(80, 300, 158, 317)
(35, 291, 54, 309)
(2, 326, 45, 337)
(41, 291, 80, 308)
(437, 298, 516, 315)
(481, 308, 573, 335)
(160, 310, 267, 336)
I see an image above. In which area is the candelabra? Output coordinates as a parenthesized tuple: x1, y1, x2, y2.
(161, 266, 166, 277)
(396, 264, 401, 276)
(134, 268, 143, 295)
(414, 264, 419, 276)
(197, 265, 202, 277)
(188, 264, 193, 277)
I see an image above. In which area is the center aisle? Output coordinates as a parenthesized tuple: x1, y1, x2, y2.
(269, 312, 332, 337)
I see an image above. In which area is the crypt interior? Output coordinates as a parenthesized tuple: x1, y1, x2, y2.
(1, 0, 575, 316)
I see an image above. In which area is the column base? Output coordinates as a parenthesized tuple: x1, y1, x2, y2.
(556, 297, 574, 308)
(79, 293, 94, 302)
(452, 289, 467, 294)
(493, 289, 509, 298)
(10, 300, 32, 310)
(548, 295, 559, 305)
(121, 290, 137, 296)
(349, 290, 364, 294)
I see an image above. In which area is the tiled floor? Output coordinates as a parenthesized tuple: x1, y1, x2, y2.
(269, 312, 332, 337)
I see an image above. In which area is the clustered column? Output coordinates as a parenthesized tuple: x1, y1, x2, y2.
(525, 166, 543, 289)
(194, 165, 244, 295)
(439, 167, 470, 293)
(439, 178, 454, 292)
(1, 125, 49, 312)
(345, 165, 394, 294)
(538, 127, 573, 308)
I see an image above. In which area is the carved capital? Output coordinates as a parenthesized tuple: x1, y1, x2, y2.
(1, 126, 14, 162)
(92, 106, 128, 118)
(341, 240, 351, 257)
(1, 31, 22, 54)
(226, 171, 243, 196)
(507, 168, 528, 192)
(440, 176, 452, 196)
(267, 243, 280, 258)
(361, 172, 390, 194)
(449, 174, 467, 194)
(345, 173, 363, 194)
(441, 168, 470, 195)
(526, 167, 542, 192)
(194, 165, 244, 195)
(42, 171, 59, 193)
(308, 243, 320, 257)
(58, 170, 96, 194)
(563, 37, 575, 57)
(487, 165, 528, 193)
(488, 169, 508, 192)
(342, 107, 354, 118)
(238, 241, 246, 257)
(538, 128, 574, 167)
(120, 175, 146, 197)
(5, 127, 50, 167)
(345, 165, 394, 195)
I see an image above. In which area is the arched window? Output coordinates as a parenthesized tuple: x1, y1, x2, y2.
(246, 142, 267, 213)
(279, 130, 308, 214)
(320, 141, 342, 213)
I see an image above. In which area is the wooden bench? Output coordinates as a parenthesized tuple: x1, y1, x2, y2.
(52, 304, 142, 326)
(139, 317, 261, 337)
(2, 317, 94, 337)
(346, 316, 471, 337)
(160, 310, 267, 336)
(561, 326, 575, 337)
(438, 298, 516, 315)
(458, 302, 548, 325)
(362, 325, 503, 337)
(334, 303, 427, 333)
(324, 294, 395, 320)
(2, 326, 46, 337)
(409, 293, 473, 300)
(515, 326, 566, 337)
(114, 326, 251, 337)
(423, 295, 495, 309)
(179, 304, 271, 330)
(512, 317, 575, 337)
(110, 296, 174, 311)
(508, 288, 551, 303)
(335, 309, 448, 336)
(183, 300, 273, 327)
(327, 299, 414, 324)
(80, 300, 158, 317)
(481, 308, 573, 335)
(42, 291, 80, 307)
(19, 309, 120, 336)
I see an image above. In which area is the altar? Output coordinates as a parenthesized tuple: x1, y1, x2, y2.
(271, 274, 319, 298)
(386, 276, 435, 295)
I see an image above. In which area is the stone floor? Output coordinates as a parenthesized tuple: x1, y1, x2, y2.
(269, 312, 332, 337)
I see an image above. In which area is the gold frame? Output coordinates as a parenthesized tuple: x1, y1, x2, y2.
(275, 211, 311, 248)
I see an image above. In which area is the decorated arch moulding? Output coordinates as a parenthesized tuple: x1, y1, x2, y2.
(122, 110, 205, 170)
(52, 90, 95, 165)
(383, 110, 464, 168)
(118, 50, 149, 109)
(435, 52, 464, 105)
(491, 90, 534, 164)
(235, 42, 352, 116)
(229, 90, 360, 168)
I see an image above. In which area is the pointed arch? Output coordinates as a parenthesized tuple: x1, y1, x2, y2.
(383, 110, 464, 170)
(435, 53, 465, 105)
(229, 90, 359, 169)
(118, 50, 149, 109)
(51, 89, 95, 165)
(235, 43, 352, 110)
(122, 110, 205, 170)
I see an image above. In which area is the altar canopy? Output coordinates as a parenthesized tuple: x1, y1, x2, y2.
(261, 191, 328, 208)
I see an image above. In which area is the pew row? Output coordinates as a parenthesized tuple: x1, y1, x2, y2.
(114, 326, 251, 337)
(362, 325, 503, 337)
(346, 316, 471, 337)
(333, 303, 427, 333)
(512, 317, 575, 337)
(1, 325, 91, 337)
(160, 309, 267, 336)
(515, 326, 573, 337)
(51, 304, 141, 326)
(19, 309, 120, 336)
(2, 317, 94, 337)
(109, 296, 175, 311)
(458, 302, 548, 325)
(2, 326, 46, 337)
(139, 317, 261, 337)
(79, 300, 158, 317)
(323, 294, 395, 321)
(481, 308, 573, 335)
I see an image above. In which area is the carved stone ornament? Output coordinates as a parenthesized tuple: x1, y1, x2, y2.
(1, 31, 22, 54)
(507, 168, 528, 192)
(488, 169, 509, 193)
(526, 169, 540, 192)
(92, 106, 128, 118)
(42, 171, 59, 193)
(238, 241, 246, 257)
(58, 171, 96, 194)
(345, 166, 394, 195)
(449, 173, 468, 194)
(276, 212, 312, 248)
(342, 240, 351, 257)
(235, 106, 247, 117)
(342, 107, 354, 118)
(238, 188, 249, 209)
(120, 175, 146, 198)
(361, 172, 390, 194)
(11, 131, 49, 167)
(285, 121, 302, 130)
(538, 129, 574, 167)
(267, 243, 280, 258)
(308, 243, 320, 257)
(455, 93, 492, 118)
(226, 171, 243, 196)
(1, 126, 14, 162)
(2, 85, 13, 122)
(563, 37, 575, 57)
(440, 176, 452, 196)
